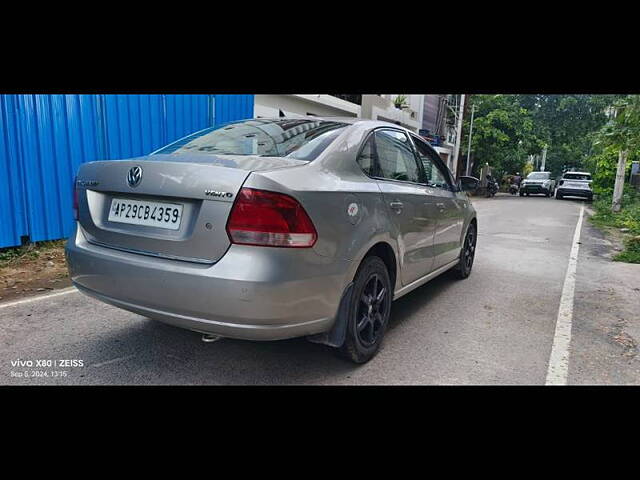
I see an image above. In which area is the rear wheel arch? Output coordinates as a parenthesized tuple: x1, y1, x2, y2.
(306, 240, 398, 350)
(338, 255, 392, 363)
(361, 242, 397, 293)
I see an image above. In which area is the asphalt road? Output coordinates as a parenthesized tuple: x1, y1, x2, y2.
(2, 194, 639, 385)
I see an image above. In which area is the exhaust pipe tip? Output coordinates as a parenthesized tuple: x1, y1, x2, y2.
(201, 333, 223, 343)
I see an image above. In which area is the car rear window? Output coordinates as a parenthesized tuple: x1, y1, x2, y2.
(527, 172, 550, 180)
(153, 119, 348, 161)
(563, 173, 591, 180)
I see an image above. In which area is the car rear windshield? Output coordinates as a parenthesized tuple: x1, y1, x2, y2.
(527, 172, 550, 179)
(153, 119, 348, 161)
(563, 173, 591, 180)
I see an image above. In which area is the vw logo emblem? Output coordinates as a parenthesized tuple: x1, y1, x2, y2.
(127, 166, 143, 187)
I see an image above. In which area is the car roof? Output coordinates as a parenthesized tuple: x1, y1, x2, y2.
(563, 171, 591, 176)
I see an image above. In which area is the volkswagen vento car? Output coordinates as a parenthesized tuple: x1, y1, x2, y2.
(66, 117, 478, 363)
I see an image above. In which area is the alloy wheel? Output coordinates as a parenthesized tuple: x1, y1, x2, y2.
(463, 227, 476, 272)
(356, 274, 389, 347)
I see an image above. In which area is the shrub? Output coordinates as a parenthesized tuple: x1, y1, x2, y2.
(591, 191, 640, 263)
(614, 235, 640, 263)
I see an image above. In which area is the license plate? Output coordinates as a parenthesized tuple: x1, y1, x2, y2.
(565, 182, 585, 188)
(108, 198, 183, 230)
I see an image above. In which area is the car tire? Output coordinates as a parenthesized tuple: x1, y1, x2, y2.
(556, 193, 563, 200)
(519, 191, 524, 197)
(338, 256, 392, 364)
(454, 222, 477, 280)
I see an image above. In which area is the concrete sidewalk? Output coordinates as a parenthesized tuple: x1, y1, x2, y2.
(569, 210, 640, 384)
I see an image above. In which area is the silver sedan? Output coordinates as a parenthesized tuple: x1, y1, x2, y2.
(66, 117, 478, 363)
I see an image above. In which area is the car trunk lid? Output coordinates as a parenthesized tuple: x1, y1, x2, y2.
(75, 153, 307, 263)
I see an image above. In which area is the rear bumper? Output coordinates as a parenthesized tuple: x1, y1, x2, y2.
(557, 188, 592, 199)
(65, 225, 348, 340)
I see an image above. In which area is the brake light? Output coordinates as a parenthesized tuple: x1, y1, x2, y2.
(226, 188, 317, 248)
(73, 176, 79, 220)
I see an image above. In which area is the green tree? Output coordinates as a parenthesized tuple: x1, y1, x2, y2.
(526, 95, 619, 177)
(590, 95, 640, 197)
(462, 95, 543, 179)
(462, 94, 619, 180)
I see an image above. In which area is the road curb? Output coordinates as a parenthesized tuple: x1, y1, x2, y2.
(0, 286, 78, 309)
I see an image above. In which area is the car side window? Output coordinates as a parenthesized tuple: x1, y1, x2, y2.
(373, 129, 421, 183)
(356, 134, 377, 177)
(411, 135, 452, 190)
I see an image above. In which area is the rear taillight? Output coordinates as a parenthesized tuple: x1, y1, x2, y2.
(73, 176, 79, 220)
(226, 188, 317, 248)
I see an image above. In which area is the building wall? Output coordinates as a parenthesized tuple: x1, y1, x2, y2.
(0, 94, 254, 248)
(254, 95, 359, 118)
(419, 94, 461, 173)
(422, 95, 441, 133)
(361, 95, 423, 132)
(255, 94, 424, 132)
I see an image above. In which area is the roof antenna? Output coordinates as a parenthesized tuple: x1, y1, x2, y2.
(279, 109, 286, 118)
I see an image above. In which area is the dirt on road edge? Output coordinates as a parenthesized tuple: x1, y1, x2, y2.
(0, 240, 71, 304)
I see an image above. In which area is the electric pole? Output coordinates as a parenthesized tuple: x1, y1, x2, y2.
(609, 104, 630, 213)
(612, 149, 628, 212)
(466, 103, 476, 176)
(451, 94, 466, 177)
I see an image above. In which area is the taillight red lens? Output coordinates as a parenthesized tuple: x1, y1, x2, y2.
(226, 188, 317, 248)
(73, 176, 79, 220)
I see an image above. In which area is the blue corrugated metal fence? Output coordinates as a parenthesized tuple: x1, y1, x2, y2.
(214, 94, 254, 126)
(0, 94, 254, 248)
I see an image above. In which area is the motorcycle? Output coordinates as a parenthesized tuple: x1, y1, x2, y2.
(485, 176, 499, 197)
(508, 183, 519, 195)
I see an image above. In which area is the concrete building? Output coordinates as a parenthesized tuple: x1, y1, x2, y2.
(419, 94, 465, 174)
(360, 95, 424, 132)
(253, 94, 471, 174)
(253, 94, 425, 133)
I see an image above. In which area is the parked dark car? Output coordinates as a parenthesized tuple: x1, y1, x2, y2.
(459, 176, 480, 195)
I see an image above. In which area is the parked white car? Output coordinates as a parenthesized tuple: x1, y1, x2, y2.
(519, 171, 556, 197)
(556, 171, 593, 201)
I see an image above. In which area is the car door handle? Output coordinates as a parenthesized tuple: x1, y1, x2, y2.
(389, 201, 404, 212)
